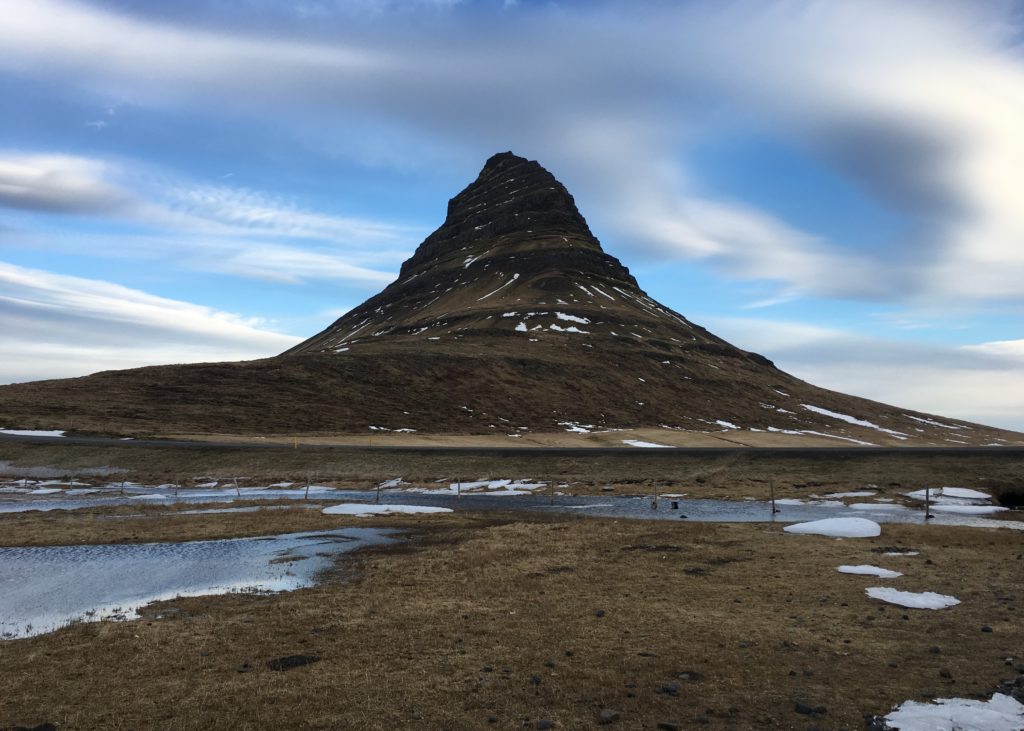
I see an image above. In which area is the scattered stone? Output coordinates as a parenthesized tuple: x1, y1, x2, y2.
(594, 610, 606, 618)
(656, 722, 680, 731)
(483, 665, 493, 672)
(597, 709, 620, 725)
(267, 654, 320, 671)
(531, 675, 542, 686)
(237, 662, 253, 673)
(487, 716, 498, 724)
(658, 683, 681, 696)
(794, 703, 814, 715)
(543, 660, 555, 668)
(676, 671, 703, 683)
(929, 646, 942, 654)
(940, 669, 952, 679)
(536, 720, 553, 730)
(982, 625, 994, 633)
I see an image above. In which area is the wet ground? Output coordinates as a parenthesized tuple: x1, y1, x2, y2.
(1, 482, 1020, 530)
(0, 526, 397, 639)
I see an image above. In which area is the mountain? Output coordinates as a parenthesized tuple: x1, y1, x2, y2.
(0, 152, 1019, 447)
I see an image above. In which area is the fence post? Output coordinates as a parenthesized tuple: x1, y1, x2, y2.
(770, 480, 779, 514)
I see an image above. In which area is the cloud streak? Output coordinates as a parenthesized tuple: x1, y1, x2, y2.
(2, 0, 1022, 303)
(0, 262, 300, 383)
(707, 315, 1024, 432)
(0, 150, 409, 286)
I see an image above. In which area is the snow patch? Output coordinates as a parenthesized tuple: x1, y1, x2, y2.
(0, 429, 66, 437)
(783, 517, 881, 538)
(866, 587, 960, 610)
(622, 439, 672, 448)
(837, 565, 903, 578)
(801, 404, 909, 439)
(322, 504, 453, 517)
(883, 693, 1024, 731)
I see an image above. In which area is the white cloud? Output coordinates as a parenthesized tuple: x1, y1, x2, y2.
(706, 315, 1024, 432)
(0, 150, 409, 286)
(0, 153, 131, 215)
(0, 262, 300, 383)
(3, 0, 1020, 303)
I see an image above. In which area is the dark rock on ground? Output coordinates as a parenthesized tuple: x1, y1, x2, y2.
(267, 654, 320, 671)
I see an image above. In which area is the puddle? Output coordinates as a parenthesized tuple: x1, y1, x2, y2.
(2, 485, 1021, 532)
(0, 527, 397, 639)
(0, 485, 342, 513)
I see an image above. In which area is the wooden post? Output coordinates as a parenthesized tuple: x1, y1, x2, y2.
(549, 479, 554, 505)
(234, 477, 240, 498)
(651, 482, 658, 510)
(305, 474, 310, 500)
(457, 478, 462, 498)
(770, 480, 779, 514)
(120, 478, 125, 496)
(925, 487, 934, 520)
(376, 481, 381, 504)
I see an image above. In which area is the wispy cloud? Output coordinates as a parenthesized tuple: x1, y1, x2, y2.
(0, 153, 131, 215)
(0, 262, 300, 383)
(706, 315, 1024, 431)
(3, 0, 1021, 304)
(0, 150, 411, 285)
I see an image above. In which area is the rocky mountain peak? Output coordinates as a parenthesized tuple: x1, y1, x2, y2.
(398, 151, 600, 278)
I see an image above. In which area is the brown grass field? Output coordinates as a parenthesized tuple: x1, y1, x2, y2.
(1, 504, 1022, 730)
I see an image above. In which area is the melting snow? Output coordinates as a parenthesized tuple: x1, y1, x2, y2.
(477, 273, 520, 301)
(883, 693, 1024, 731)
(549, 324, 590, 334)
(515, 322, 528, 332)
(783, 518, 881, 538)
(0, 429, 66, 437)
(714, 420, 740, 430)
(838, 565, 903, 578)
(936, 487, 991, 499)
(905, 414, 964, 430)
(929, 505, 1008, 515)
(622, 439, 672, 448)
(824, 491, 877, 498)
(866, 587, 960, 610)
(801, 404, 909, 439)
(323, 504, 453, 517)
(555, 312, 591, 324)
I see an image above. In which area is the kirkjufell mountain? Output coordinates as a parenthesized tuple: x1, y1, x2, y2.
(1, 152, 1019, 446)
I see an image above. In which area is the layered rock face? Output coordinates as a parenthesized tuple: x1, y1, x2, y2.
(0, 152, 1019, 445)
(286, 152, 742, 363)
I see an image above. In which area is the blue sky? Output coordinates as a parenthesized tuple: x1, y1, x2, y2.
(1, 0, 1023, 430)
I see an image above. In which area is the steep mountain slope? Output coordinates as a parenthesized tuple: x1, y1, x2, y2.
(0, 152, 1019, 446)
